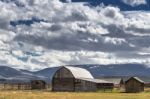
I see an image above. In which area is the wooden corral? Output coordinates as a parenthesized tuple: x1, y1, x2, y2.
(52, 66, 114, 92)
(125, 77, 144, 93)
(0, 83, 31, 90)
(145, 83, 150, 87)
(31, 80, 46, 90)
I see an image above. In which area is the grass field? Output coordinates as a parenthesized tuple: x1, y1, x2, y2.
(0, 90, 149, 99)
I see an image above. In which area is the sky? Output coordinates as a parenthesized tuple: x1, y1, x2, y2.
(0, 0, 150, 70)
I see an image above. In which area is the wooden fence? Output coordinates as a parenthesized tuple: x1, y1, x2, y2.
(0, 83, 51, 90)
(0, 83, 31, 90)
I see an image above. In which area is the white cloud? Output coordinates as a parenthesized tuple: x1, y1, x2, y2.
(0, 0, 150, 70)
(122, 0, 147, 7)
(0, 30, 15, 42)
(0, 2, 17, 29)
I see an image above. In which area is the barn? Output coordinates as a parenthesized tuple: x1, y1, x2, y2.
(31, 80, 46, 90)
(125, 77, 144, 93)
(52, 66, 114, 92)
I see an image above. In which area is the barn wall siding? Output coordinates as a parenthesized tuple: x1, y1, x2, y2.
(52, 78, 75, 92)
(74, 79, 97, 92)
(52, 67, 75, 92)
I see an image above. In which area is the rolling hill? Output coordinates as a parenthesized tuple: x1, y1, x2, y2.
(0, 64, 150, 83)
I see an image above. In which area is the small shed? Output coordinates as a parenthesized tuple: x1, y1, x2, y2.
(31, 80, 46, 90)
(125, 77, 144, 93)
(52, 66, 114, 92)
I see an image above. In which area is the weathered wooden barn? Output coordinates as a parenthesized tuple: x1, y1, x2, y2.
(31, 80, 46, 90)
(52, 66, 114, 92)
(125, 77, 144, 93)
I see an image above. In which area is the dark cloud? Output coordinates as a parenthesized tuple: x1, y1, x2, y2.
(115, 51, 150, 59)
(0, 16, 10, 29)
(49, 24, 63, 31)
(128, 36, 150, 48)
(101, 24, 133, 38)
(126, 25, 150, 34)
(14, 31, 136, 52)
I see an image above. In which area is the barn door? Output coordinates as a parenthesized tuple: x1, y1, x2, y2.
(52, 67, 75, 92)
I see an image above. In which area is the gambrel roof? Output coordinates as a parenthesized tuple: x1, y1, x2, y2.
(63, 66, 94, 79)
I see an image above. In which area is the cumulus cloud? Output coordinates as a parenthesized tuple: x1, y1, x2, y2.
(0, 2, 17, 29)
(0, 0, 150, 70)
(66, 0, 72, 3)
(122, 0, 147, 7)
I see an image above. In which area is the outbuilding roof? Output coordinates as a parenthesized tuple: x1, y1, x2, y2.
(63, 66, 94, 79)
(125, 77, 144, 83)
(79, 78, 113, 84)
(99, 78, 123, 85)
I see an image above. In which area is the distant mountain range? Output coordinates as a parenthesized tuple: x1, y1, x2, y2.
(0, 66, 47, 83)
(60, 0, 150, 11)
(0, 64, 150, 83)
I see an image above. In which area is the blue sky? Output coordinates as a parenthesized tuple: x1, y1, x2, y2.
(0, 0, 150, 70)
(62, 0, 150, 11)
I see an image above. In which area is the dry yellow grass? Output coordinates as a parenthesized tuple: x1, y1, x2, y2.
(0, 90, 149, 99)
